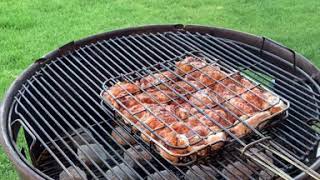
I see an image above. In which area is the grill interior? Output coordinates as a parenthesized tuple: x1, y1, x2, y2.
(7, 29, 320, 179)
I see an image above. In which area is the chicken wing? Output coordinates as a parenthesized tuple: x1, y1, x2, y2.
(140, 71, 176, 90)
(103, 82, 140, 109)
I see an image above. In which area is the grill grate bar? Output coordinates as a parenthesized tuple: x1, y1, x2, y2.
(110, 33, 296, 174)
(162, 32, 317, 160)
(170, 32, 320, 146)
(170, 32, 320, 120)
(65, 51, 188, 177)
(94, 37, 286, 176)
(109, 36, 251, 145)
(201, 33, 320, 117)
(74, 46, 192, 177)
(128, 32, 318, 166)
(47, 59, 159, 179)
(122, 33, 296, 167)
(222, 37, 320, 99)
(34, 64, 144, 179)
(164, 32, 318, 143)
(14, 99, 85, 180)
(21, 80, 110, 179)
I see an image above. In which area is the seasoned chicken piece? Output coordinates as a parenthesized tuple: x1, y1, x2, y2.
(226, 97, 256, 116)
(203, 109, 234, 127)
(239, 76, 255, 89)
(231, 111, 272, 137)
(176, 56, 207, 75)
(189, 88, 221, 108)
(213, 77, 240, 100)
(173, 80, 202, 94)
(136, 90, 177, 104)
(199, 65, 227, 85)
(120, 103, 149, 124)
(156, 127, 189, 163)
(175, 102, 193, 120)
(187, 126, 226, 156)
(241, 88, 266, 110)
(188, 109, 233, 129)
(183, 63, 226, 86)
(140, 71, 176, 90)
(137, 105, 178, 142)
(103, 82, 140, 109)
(186, 125, 210, 146)
(171, 122, 191, 135)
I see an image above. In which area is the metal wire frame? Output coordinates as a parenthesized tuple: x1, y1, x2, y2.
(97, 46, 293, 177)
(13, 49, 276, 179)
(103, 32, 320, 176)
(78, 38, 282, 178)
(102, 53, 288, 152)
(149, 32, 319, 177)
(8, 30, 314, 179)
(164, 32, 320, 158)
(145, 31, 319, 148)
(94, 39, 293, 177)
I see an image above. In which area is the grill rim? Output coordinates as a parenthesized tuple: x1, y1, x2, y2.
(1, 24, 319, 179)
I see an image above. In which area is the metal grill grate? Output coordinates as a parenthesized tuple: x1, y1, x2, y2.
(101, 52, 289, 166)
(9, 29, 320, 179)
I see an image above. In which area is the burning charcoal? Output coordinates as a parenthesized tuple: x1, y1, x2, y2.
(72, 129, 95, 146)
(77, 144, 107, 166)
(105, 163, 138, 180)
(123, 145, 152, 167)
(222, 161, 253, 180)
(259, 170, 275, 180)
(147, 170, 176, 180)
(185, 164, 218, 180)
(59, 166, 87, 180)
(111, 126, 136, 146)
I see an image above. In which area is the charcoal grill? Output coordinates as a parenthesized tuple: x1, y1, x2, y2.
(1, 24, 320, 179)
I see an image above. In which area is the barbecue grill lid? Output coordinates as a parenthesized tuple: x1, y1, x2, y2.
(1, 24, 320, 179)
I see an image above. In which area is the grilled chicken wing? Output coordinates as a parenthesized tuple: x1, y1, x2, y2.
(187, 109, 233, 129)
(140, 71, 176, 90)
(173, 80, 203, 94)
(227, 97, 256, 116)
(179, 58, 226, 87)
(189, 88, 221, 108)
(103, 82, 140, 109)
(136, 90, 177, 104)
(176, 56, 207, 75)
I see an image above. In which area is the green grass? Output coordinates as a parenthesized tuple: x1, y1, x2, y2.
(0, 0, 319, 178)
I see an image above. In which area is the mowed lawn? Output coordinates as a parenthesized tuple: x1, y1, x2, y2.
(0, 0, 319, 179)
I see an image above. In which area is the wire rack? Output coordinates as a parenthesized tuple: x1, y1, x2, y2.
(101, 52, 289, 165)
